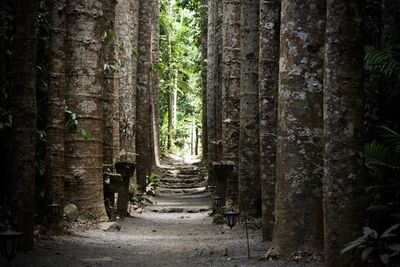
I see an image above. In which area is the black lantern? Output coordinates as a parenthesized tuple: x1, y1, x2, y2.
(224, 209, 239, 229)
(48, 203, 62, 218)
(208, 185, 216, 192)
(0, 225, 23, 262)
(213, 196, 221, 208)
(136, 192, 143, 202)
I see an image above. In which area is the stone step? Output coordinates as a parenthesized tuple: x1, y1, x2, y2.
(160, 166, 199, 173)
(156, 187, 207, 196)
(159, 182, 206, 189)
(149, 206, 210, 213)
(159, 176, 203, 183)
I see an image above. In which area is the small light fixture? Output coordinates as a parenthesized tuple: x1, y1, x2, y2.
(224, 208, 239, 229)
(136, 193, 143, 202)
(208, 185, 216, 192)
(0, 225, 23, 262)
(48, 203, 62, 218)
(213, 196, 221, 208)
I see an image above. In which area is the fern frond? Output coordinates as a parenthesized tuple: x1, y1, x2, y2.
(365, 46, 400, 77)
(379, 126, 400, 153)
(364, 143, 400, 169)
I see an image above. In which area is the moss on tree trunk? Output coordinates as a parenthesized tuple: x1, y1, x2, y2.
(271, 0, 325, 255)
(323, 1, 365, 266)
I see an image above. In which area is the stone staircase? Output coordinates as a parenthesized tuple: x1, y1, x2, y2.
(149, 156, 210, 213)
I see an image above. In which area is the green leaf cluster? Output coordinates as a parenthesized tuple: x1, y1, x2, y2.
(158, 0, 203, 154)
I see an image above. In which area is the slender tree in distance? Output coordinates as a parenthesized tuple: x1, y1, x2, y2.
(150, 0, 161, 167)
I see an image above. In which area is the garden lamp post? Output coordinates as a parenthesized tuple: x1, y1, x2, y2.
(48, 203, 62, 218)
(213, 196, 221, 209)
(137, 192, 143, 202)
(223, 208, 239, 229)
(0, 225, 23, 262)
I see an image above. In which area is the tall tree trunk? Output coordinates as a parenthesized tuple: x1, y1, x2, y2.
(215, 0, 223, 160)
(167, 92, 173, 149)
(221, 0, 241, 205)
(270, 0, 325, 255)
(150, 0, 160, 167)
(103, 1, 119, 167)
(238, 0, 260, 217)
(44, 0, 66, 232)
(64, 0, 109, 221)
(116, 0, 139, 164)
(136, 0, 153, 191)
(207, 0, 221, 184)
(259, 0, 280, 241)
(10, 0, 37, 251)
(0, 0, 6, 108)
(200, 0, 208, 161)
(381, 0, 400, 48)
(0, 0, 12, 211)
(166, 0, 174, 151)
(323, 1, 365, 266)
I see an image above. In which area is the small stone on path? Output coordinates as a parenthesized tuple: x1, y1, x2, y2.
(99, 222, 121, 232)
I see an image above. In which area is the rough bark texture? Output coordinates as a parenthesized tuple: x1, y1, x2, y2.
(136, 0, 153, 191)
(150, 0, 160, 167)
(259, 0, 280, 241)
(271, 0, 325, 255)
(0, 0, 6, 108)
(200, 0, 208, 161)
(221, 0, 241, 206)
(9, 0, 37, 251)
(64, 0, 108, 221)
(323, 1, 365, 266)
(0, 0, 8, 211)
(116, 0, 138, 164)
(215, 0, 223, 161)
(206, 0, 219, 184)
(381, 0, 400, 48)
(238, 0, 260, 218)
(103, 1, 119, 166)
(44, 0, 66, 231)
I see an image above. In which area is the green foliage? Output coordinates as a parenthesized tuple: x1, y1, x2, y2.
(146, 173, 160, 190)
(64, 107, 91, 141)
(355, 127, 400, 266)
(365, 46, 400, 77)
(158, 0, 203, 155)
(0, 108, 12, 130)
(342, 224, 400, 266)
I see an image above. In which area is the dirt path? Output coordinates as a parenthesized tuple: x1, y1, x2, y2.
(2, 156, 323, 267)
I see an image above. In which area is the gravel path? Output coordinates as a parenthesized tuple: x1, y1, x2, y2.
(1, 156, 323, 266)
(2, 197, 323, 267)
